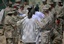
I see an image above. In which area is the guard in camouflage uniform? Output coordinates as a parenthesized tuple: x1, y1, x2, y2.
(41, 5, 51, 44)
(12, 11, 19, 44)
(5, 1, 13, 16)
(52, 1, 63, 44)
(4, 11, 16, 44)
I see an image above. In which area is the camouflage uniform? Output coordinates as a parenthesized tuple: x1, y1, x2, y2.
(53, 1, 63, 44)
(12, 14, 19, 44)
(40, 5, 52, 44)
(4, 12, 15, 44)
(52, 28, 62, 44)
(55, 5, 63, 18)
(52, 2, 63, 44)
(5, 7, 12, 16)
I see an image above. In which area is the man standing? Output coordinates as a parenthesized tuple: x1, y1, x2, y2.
(5, 4, 13, 16)
(4, 11, 16, 44)
(17, 8, 43, 44)
(41, 5, 52, 44)
(41, 0, 47, 12)
(55, 1, 63, 18)
(12, 0, 21, 8)
(12, 11, 19, 44)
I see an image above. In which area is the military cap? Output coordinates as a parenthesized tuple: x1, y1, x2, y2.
(7, 11, 15, 14)
(43, 5, 50, 9)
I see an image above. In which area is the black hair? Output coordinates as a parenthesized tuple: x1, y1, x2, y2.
(27, 8, 32, 12)
(7, 13, 13, 16)
(35, 4, 39, 11)
(27, 7, 35, 19)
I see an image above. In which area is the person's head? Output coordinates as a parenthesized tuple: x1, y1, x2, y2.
(27, 7, 32, 12)
(7, 12, 14, 16)
(9, 1, 12, 5)
(7, 4, 12, 7)
(43, 5, 50, 13)
(35, 4, 39, 11)
(24, 2, 28, 5)
(27, 7, 34, 19)
(43, 6, 49, 13)
(48, 5, 53, 11)
(13, 6, 18, 10)
(13, 11, 18, 16)
(7, 1, 12, 7)
(42, 0, 47, 5)
(20, 5, 24, 10)
(49, 2, 55, 8)
(58, 2, 63, 6)
(15, 0, 21, 4)
(31, 5, 34, 9)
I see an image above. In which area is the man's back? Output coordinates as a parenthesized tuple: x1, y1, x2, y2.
(20, 17, 40, 43)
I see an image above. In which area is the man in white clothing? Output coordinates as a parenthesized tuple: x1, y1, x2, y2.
(17, 8, 43, 44)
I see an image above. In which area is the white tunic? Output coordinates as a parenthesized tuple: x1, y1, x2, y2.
(35, 11, 45, 19)
(32, 15, 41, 22)
(32, 12, 45, 27)
(17, 17, 40, 43)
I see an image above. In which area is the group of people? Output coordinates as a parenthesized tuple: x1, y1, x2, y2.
(3, 0, 64, 44)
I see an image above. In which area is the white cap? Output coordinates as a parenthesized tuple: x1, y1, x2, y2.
(15, 0, 21, 2)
